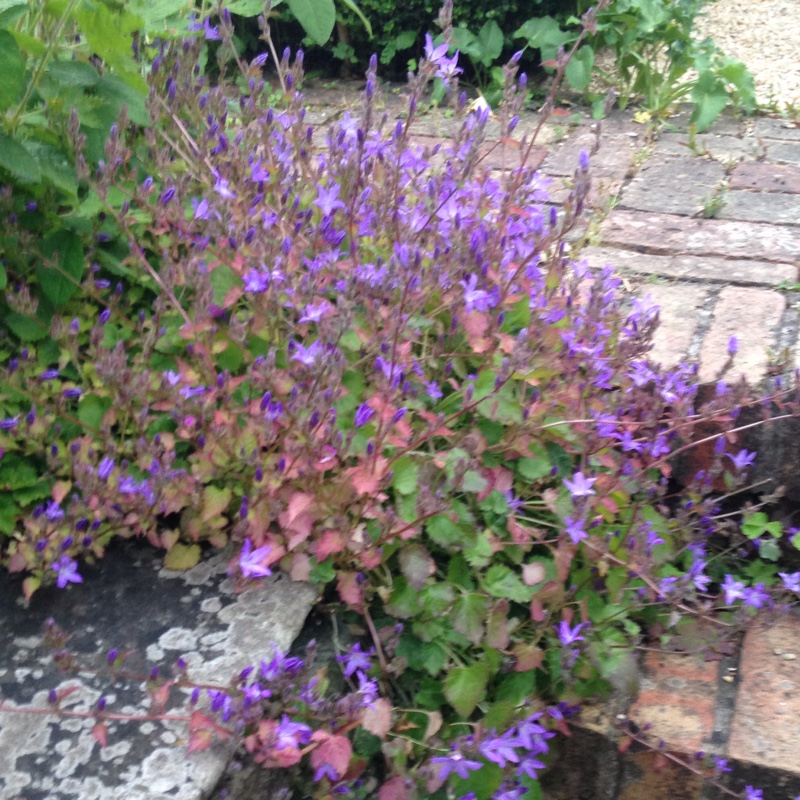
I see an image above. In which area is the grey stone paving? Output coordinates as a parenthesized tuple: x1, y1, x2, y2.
(0, 541, 316, 800)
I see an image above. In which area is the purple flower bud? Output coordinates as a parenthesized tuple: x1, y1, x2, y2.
(727, 336, 738, 356)
(255, 467, 263, 482)
(25, 201, 37, 212)
(48, 689, 58, 704)
(159, 186, 176, 205)
(99, 309, 111, 325)
(107, 648, 118, 664)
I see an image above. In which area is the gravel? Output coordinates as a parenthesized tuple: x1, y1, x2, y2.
(695, 0, 800, 110)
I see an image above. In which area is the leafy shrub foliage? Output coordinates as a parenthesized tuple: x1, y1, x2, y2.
(0, 4, 797, 799)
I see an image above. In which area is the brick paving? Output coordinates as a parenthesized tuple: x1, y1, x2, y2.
(300, 85, 800, 798)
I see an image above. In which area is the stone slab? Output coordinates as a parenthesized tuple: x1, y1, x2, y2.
(542, 129, 641, 178)
(717, 190, 800, 225)
(767, 141, 800, 166)
(636, 283, 709, 368)
(753, 118, 800, 142)
(729, 161, 800, 193)
(582, 246, 797, 287)
(599, 209, 800, 263)
(698, 285, 786, 383)
(618, 155, 726, 217)
(728, 613, 800, 773)
(0, 540, 317, 800)
(654, 132, 763, 162)
(662, 106, 746, 137)
(477, 140, 547, 170)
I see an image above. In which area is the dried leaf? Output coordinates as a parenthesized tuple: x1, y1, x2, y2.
(423, 710, 443, 741)
(378, 776, 408, 800)
(310, 732, 352, 777)
(398, 544, 434, 590)
(362, 698, 392, 739)
(187, 728, 214, 754)
(337, 571, 364, 611)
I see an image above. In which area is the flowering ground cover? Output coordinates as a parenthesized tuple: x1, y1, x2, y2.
(1, 3, 799, 799)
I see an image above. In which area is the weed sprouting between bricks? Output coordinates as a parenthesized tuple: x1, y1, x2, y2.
(0, 3, 799, 798)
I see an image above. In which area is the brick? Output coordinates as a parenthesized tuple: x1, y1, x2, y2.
(636, 284, 709, 368)
(727, 614, 800, 773)
(655, 132, 763, 162)
(543, 129, 641, 178)
(767, 141, 800, 166)
(619, 155, 726, 217)
(698, 286, 786, 383)
(729, 162, 800, 194)
(581, 247, 797, 287)
(718, 190, 800, 225)
(753, 117, 800, 142)
(599, 209, 800, 263)
(628, 652, 718, 753)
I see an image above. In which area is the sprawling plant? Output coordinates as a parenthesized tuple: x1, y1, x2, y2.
(0, 4, 798, 799)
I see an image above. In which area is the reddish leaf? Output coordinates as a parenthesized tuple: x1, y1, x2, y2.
(337, 571, 364, 611)
(279, 492, 314, 528)
(486, 599, 510, 650)
(188, 711, 216, 732)
(187, 728, 214, 754)
(512, 643, 544, 672)
(618, 735, 633, 754)
(316, 529, 346, 560)
(362, 698, 392, 739)
(530, 598, 547, 622)
(379, 776, 408, 800)
(91, 722, 108, 749)
(290, 552, 311, 581)
(149, 681, 173, 714)
(310, 732, 352, 778)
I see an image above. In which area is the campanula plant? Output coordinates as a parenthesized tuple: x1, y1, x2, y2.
(1, 3, 799, 798)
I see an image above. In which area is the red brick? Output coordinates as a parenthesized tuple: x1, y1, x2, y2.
(729, 162, 800, 194)
(727, 614, 800, 773)
(599, 209, 800, 263)
(628, 652, 718, 753)
(698, 286, 785, 382)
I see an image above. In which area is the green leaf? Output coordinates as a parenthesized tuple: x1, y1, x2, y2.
(483, 564, 532, 603)
(398, 543, 434, 590)
(517, 453, 552, 481)
(495, 670, 536, 704)
(23, 142, 79, 198)
(451, 762, 503, 800)
(337, 0, 372, 37)
(0, 30, 24, 113)
(0, 263, 6, 291)
(0, 456, 40, 490)
(225, 0, 274, 13)
(46, 59, 99, 88)
(78, 393, 112, 430)
(394, 30, 417, 50)
(0, 133, 41, 184)
(452, 593, 487, 645)
(93, 75, 149, 127)
(427, 514, 464, 548)
(163, 542, 201, 570)
(444, 661, 489, 717)
(0, 494, 19, 535)
(37, 229, 85, 306)
(742, 511, 769, 539)
(758, 539, 781, 562)
(127, 0, 193, 26)
(690, 71, 727, 133)
(392, 456, 418, 495)
(514, 15, 571, 62)
(476, 20, 503, 65)
(286, 0, 335, 45)
(0, 4, 28, 28)
(209, 263, 241, 304)
(386, 577, 422, 618)
(4, 313, 49, 342)
(565, 44, 594, 92)
(7, 30, 46, 56)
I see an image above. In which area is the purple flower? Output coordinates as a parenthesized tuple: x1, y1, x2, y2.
(743, 583, 770, 609)
(243, 269, 270, 293)
(354, 403, 374, 428)
(62, 388, 82, 398)
(563, 471, 597, 498)
(727, 449, 756, 471)
(163, 370, 182, 386)
(291, 341, 323, 366)
(727, 336, 738, 356)
(336, 642, 373, 678)
(314, 763, 339, 782)
(479, 734, 521, 767)
(0, 416, 19, 430)
(565, 516, 587, 544)
(721, 574, 745, 605)
(51, 556, 82, 589)
(779, 571, 800, 593)
(159, 186, 175, 205)
(239, 539, 272, 578)
(744, 788, 763, 800)
(180, 385, 206, 399)
(426, 381, 443, 399)
(45, 500, 64, 522)
(40, 369, 60, 381)
(423, 33, 449, 66)
(275, 715, 312, 749)
(430, 751, 483, 781)
(460, 274, 490, 313)
(555, 620, 586, 647)
(314, 184, 346, 217)
(251, 52, 269, 68)
(298, 301, 330, 323)
(212, 171, 236, 200)
(97, 457, 115, 481)
(192, 197, 210, 220)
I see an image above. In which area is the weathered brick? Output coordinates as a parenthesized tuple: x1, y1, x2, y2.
(698, 286, 786, 383)
(753, 117, 800, 142)
(767, 141, 800, 166)
(729, 162, 800, 194)
(619, 155, 726, 217)
(543, 129, 641, 178)
(582, 247, 797, 287)
(655, 132, 763, 162)
(635, 284, 708, 368)
(599, 209, 800, 263)
(628, 652, 718, 753)
(727, 614, 800, 773)
(717, 190, 800, 226)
